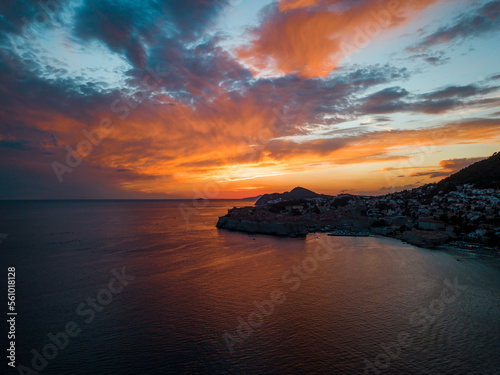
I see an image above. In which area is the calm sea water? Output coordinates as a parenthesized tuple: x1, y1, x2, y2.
(1, 200, 499, 375)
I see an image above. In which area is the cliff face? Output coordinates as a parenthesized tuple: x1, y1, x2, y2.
(216, 216, 308, 237)
(402, 230, 450, 248)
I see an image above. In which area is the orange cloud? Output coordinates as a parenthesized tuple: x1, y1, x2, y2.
(37, 70, 499, 197)
(6, 90, 500, 198)
(4, 53, 496, 198)
(407, 157, 487, 178)
(237, 0, 438, 78)
(98, 114, 500, 196)
(263, 118, 500, 164)
(277, 0, 322, 12)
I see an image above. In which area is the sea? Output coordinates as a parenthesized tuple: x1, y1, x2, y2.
(0, 200, 499, 375)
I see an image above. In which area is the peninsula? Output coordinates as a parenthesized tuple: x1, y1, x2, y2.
(217, 152, 500, 252)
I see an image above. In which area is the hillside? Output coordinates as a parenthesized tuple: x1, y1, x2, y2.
(255, 187, 328, 205)
(437, 152, 500, 190)
(254, 152, 500, 206)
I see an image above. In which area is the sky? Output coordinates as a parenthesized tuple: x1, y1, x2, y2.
(0, 0, 499, 199)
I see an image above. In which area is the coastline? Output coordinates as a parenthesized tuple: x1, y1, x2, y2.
(216, 181, 500, 256)
(216, 215, 500, 257)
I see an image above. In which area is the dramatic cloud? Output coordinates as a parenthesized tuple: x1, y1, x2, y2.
(353, 83, 500, 115)
(358, 87, 409, 114)
(261, 118, 500, 165)
(409, 0, 500, 52)
(0, 0, 499, 198)
(237, 0, 438, 77)
(0, 0, 55, 34)
(72, 0, 231, 68)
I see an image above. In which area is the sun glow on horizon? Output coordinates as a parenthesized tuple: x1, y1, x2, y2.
(0, 0, 499, 199)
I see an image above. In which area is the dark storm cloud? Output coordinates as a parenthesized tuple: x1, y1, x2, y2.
(158, 0, 230, 38)
(409, 0, 500, 52)
(0, 0, 63, 34)
(73, 0, 230, 68)
(73, 1, 148, 68)
(423, 84, 496, 100)
(358, 87, 409, 114)
(424, 55, 450, 66)
(409, 99, 459, 114)
(353, 83, 500, 115)
(411, 84, 500, 114)
(0, 140, 35, 151)
(0, 54, 114, 136)
(374, 116, 392, 122)
(140, 37, 253, 103)
(244, 64, 410, 128)
(406, 51, 451, 66)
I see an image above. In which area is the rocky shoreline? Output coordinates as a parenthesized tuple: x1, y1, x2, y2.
(216, 195, 499, 256)
(216, 215, 499, 257)
(216, 216, 308, 237)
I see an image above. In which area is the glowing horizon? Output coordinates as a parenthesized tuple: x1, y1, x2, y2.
(1, 0, 499, 199)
